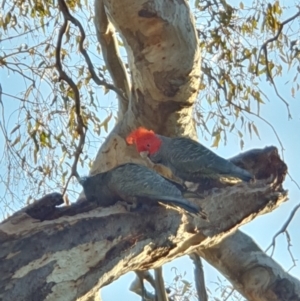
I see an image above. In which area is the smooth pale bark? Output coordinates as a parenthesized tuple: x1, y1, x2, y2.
(91, 0, 201, 175)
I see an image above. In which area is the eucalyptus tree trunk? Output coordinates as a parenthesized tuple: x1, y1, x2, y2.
(0, 0, 299, 301)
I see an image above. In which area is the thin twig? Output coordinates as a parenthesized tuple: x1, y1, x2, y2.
(202, 61, 287, 159)
(287, 171, 300, 190)
(0, 19, 54, 42)
(285, 230, 298, 272)
(265, 203, 300, 255)
(56, 0, 128, 196)
(56, 0, 87, 195)
(228, 100, 285, 158)
(256, 9, 300, 119)
(57, 0, 126, 100)
(4, 64, 36, 85)
(223, 287, 235, 301)
(0, 91, 38, 105)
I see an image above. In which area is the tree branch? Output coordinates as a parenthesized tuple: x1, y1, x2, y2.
(0, 148, 290, 301)
(189, 253, 207, 301)
(154, 267, 169, 301)
(198, 230, 300, 301)
(131, 269, 171, 301)
(130, 271, 156, 300)
(266, 203, 300, 258)
(95, 0, 201, 134)
(256, 8, 300, 119)
(94, 0, 131, 120)
(56, 0, 87, 194)
(90, 0, 202, 175)
(57, 0, 126, 103)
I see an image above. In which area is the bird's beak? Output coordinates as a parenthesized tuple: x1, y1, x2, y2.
(140, 151, 149, 159)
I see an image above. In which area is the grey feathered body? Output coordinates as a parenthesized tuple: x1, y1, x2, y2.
(80, 163, 205, 217)
(149, 136, 254, 183)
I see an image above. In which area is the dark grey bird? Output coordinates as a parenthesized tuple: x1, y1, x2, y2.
(79, 163, 206, 218)
(127, 127, 254, 183)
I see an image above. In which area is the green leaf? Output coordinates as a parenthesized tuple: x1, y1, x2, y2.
(10, 124, 21, 135)
(181, 280, 191, 295)
(99, 112, 112, 133)
(11, 135, 21, 147)
(211, 132, 221, 148)
(40, 131, 51, 148)
(240, 139, 244, 149)
(5, 12, 12, 25)
(252, 123, 260, 139)
(248, 122, 252, 139)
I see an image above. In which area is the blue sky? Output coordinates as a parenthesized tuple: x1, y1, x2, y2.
(0, 1, 299, 300)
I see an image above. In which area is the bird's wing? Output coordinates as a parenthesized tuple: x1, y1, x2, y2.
(168, 138, 254, 182)
(168, 138, 240, 175)
(167, 138, 223, 173)
(108, 163, 182, 199)
(105, 164, 207, 217)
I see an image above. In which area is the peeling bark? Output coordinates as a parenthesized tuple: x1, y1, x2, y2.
(0, 149, 291, 301)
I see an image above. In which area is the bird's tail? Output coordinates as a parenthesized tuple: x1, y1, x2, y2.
(156, 196, 207, 219)
(231, 165, 255, 182)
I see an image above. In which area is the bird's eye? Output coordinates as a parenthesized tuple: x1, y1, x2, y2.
(147, 143, 150, 148)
